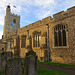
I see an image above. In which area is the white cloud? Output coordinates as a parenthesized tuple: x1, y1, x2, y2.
(0, 31, 3, 39)
(0, 15, 4, 26)
(0, 21, 4, 26)
(36, 10, 51, 19)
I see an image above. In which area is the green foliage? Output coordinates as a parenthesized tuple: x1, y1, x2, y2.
(39, 62, 75, 69)
(22, 63, 24, 75)
(0, 72, 4, 75)
(21, 58, 24, 60)
(26, 50, 36, 56)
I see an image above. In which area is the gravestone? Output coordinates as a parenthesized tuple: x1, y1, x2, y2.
(24, 50, 38, 75)
(4, 58, 22, 75)
(6, 52, 13, 60)
(2, 52, 13, 67)
(0, 53, 3, 72)
(0, 52, 13, 72)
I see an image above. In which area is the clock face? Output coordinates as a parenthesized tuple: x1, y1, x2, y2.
(10, 22, 13, 26)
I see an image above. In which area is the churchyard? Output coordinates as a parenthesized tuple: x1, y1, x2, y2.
(0, 50, 75, 75)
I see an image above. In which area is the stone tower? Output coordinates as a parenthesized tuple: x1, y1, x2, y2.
(3, 5, 20, 38)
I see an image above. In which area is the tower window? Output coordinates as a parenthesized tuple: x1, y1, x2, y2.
(13, 19, 16, 24)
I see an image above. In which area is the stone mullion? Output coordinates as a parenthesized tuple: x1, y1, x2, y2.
(37, 34, 38, 47)
(36, 35, 37, 47)
(38, 35, 39, 47)
(33, 35, 34, 47)
(23, 37, 25, 48)
(39, 35, 40, 47)
(66, 30, 68, 46)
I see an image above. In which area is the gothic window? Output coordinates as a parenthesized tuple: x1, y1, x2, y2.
(54, 24, 67, 47)
(33, 32, 41, 47)
(54, 32, 58, 46)
(58, 31, 62, 46)
(21, 36, 26, 48)
(13, 19, 16, 24)
(62, 30, 66, 46)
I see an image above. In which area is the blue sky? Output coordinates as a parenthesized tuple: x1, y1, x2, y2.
(0, 0, 75, 39)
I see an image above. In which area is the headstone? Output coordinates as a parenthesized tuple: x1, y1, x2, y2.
(0, 52, 13, 72)
(2, 52, 13, 66)
(24, 50, 38, 75)
(0, 53, 3, 72)
(6, 52, 13, 60)
(4, 58, 22, 75)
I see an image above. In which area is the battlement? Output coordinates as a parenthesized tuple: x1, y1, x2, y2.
(42, 16, 53, 24)
(20, 20, 42, 32)
(18, 6, 75, 33)
(53, 6, 75, 21)
(11, 13, 20, 18)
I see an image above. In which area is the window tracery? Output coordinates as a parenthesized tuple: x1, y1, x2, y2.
(54, 24, 67, 47)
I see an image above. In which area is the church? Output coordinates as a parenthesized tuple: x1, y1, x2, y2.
(0, 5, 75, 64)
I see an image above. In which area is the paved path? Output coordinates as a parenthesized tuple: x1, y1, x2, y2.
(38, 63, 75, 75)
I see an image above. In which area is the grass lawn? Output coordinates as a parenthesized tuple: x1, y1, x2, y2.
(0, 62, 70, 75)
(21, 58, 75, 69)
(39, 62, 75, 69)
(0, 71, 4, 75)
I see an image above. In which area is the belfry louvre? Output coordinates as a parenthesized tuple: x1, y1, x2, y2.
(0, 5, 75, 64)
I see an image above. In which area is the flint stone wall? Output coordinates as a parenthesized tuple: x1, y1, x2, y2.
(4, 58, 22, 75)
(0, 53, 3, 72)
(0, 52, 13, 72)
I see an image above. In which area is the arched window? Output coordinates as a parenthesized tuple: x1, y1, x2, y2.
(62, 30, 66, 46)
(33, 32, 41, 47)
(54, 24, 67, 47)
(13, 19, 16, 24)
(54, 32, 58, 46)
(21, 36, 26, 48)
(58, 31, 62, 46)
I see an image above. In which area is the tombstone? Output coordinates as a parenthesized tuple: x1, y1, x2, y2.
(0, 53, 3, 72)
(2, 52, 13, 67)
(0, 50, 4, 53)
(0, 52, 13, 72)
(4, 58, 22, 75)
(6, 52, 13, 60)
(24, 50, 38, 75)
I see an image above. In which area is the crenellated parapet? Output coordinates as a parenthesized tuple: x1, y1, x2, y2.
(9, 6, 75, 35)
(10, 13, 20, 18)
(19, 6, 75, 33)
(53, 6, 75, 21)
(41, 16, 53, 24)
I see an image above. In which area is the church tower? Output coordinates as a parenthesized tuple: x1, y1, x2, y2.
(3, 5, 20, 38)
